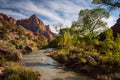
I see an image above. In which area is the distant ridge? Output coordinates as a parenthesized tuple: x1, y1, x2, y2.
(0, 13, 55, 39)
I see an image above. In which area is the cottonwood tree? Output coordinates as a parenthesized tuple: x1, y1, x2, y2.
(54, 23, 64, 48)
(72, 8, 109, 37)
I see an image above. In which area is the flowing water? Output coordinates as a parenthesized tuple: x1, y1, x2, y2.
(22, 49, 95, 80)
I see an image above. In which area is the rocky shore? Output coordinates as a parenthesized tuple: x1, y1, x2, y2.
(45, 50, 120, 80)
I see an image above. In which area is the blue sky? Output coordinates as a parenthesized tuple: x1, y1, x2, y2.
(0, 0, 119, 32)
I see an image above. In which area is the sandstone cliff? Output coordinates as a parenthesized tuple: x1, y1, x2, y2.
(17, 14, 55, 39)
(111, 18, 120, 37)
(0, 13, 16, 24)
(100, 17, 120, 40)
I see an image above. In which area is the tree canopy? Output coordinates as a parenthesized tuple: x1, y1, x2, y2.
(92, 0, 120, 10)
(72, 8, 109, 37)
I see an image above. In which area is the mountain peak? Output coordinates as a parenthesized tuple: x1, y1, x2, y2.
(30, 14, 38, 19)
(16, 14, 55, 39)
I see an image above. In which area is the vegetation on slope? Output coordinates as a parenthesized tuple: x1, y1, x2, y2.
(0, 16, 48, 80)
(46, 7, 120, 80)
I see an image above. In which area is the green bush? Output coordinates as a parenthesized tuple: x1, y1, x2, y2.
(5, 69, 37, 80)
(81, 58, 87, 63)
(20, 70, 37, 80)
(5, 62, 38, 80)
(5, 74, 21, 80)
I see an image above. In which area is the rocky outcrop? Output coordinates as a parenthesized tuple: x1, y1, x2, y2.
(0, 13, 55, 39)
(100, 18, 120, 40)
(17, 15, 46, 32)
(17, 14, 55, 39)
(0, 13, 16, 24)
(22, 45, 32, 54)
(111, 18, 120, 37)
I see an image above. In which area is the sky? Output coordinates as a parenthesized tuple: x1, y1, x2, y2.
(0, 0, 119, 33)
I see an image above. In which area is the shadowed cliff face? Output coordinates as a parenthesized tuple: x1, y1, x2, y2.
(111, 18, 120, 37)
(17, 14, 55, 39)
(100, 18, 120, 40)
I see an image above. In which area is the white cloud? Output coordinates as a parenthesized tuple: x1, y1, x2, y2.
(0, 9, 27, 19)
(0, 0, 118, 33)
(1, 0, 90, 25)
(39, 0, 90, 32)
(103, 16, 117, 28)
(45, 0, 83, 14)
(9, 1, 64, 23)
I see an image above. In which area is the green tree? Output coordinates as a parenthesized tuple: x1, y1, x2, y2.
(54, 23, 64, 48)
(72, 8, 109, 39)
(92, 0, 120, 10)
(101, 29, 114, 58)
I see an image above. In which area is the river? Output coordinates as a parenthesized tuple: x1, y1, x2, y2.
(22, 49, 95, 80)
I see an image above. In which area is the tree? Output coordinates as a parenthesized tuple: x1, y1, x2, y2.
(54, 23, 63, 33)
(72, 8, 109, 38)
(54, 23, 64, 48)
(92, 0, 120, 10)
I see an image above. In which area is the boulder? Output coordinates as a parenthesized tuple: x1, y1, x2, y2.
(22, 46, 32, 54)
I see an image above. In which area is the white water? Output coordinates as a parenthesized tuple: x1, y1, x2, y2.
(22, 50, 95, 80)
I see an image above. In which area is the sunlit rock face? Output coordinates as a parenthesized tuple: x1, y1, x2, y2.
(17, 14, 55, 39)
(17, 14, 46, 32)
(0, 13, 55, 39)
(0, 13, 16, 24)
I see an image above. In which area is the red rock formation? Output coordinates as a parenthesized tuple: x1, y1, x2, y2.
(17, 14, 46, 32)
(0, 13, 55, 39)
(100, 18, 120, 40)
(17, 14, 55, 39)
(0, 13, 16, 24)
(111, 18, 120, 37)
(9, 17, 16, 24)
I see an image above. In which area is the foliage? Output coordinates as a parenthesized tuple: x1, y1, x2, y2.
(31, 42, 37, 48)
(100, 29, 120, 63)
(92, 0, 120, 9)
(81, 58, 87, 63)
(50, 7, 120, 79)
(72, 8, 109, 37)
(4, 62, 37, 80)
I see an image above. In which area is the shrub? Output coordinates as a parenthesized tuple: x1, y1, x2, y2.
(81, 58, 87, 63)
(4, 62, 38, 80)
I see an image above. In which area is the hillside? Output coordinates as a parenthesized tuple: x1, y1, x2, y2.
(0, 13, 55, 63)
(0, 13, 54, 79)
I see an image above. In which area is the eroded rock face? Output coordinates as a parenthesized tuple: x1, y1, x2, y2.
(111, 18, 120, 37)
(0, 13, 55, 39)
(17, 15, 46, 32)
(0, 13, 16, 24)
(100, 18, 120, 40)
(17, 14, 55, 39)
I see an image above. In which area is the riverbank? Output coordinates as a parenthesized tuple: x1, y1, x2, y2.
(22, 49, 94, 80)
(0, 62, 40, 80)
(45, 49, 120, 80)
